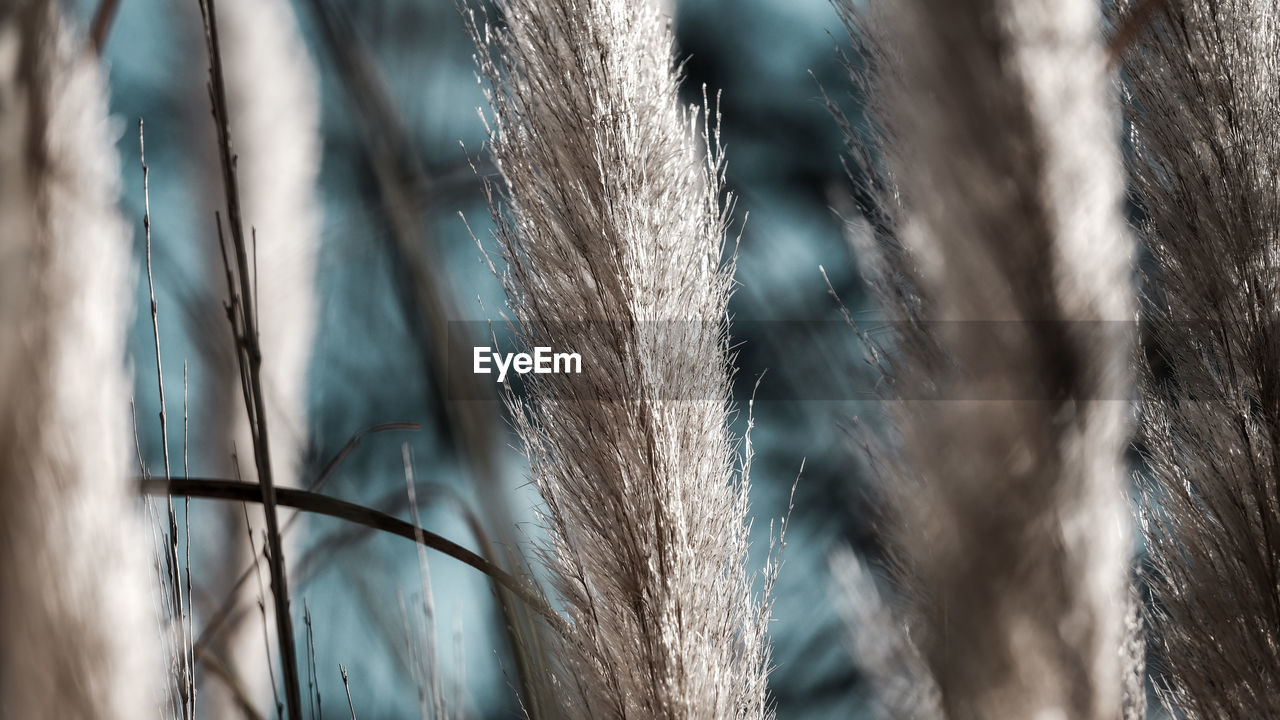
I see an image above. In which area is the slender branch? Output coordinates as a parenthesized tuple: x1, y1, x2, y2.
(243, 508, 282, 720)
(140, 119, 171, 483)
(141, 119, 194, 720)
(303, 602, 320, 720)
(339, 665, 356, 720)
(140, 476, 567, 636)
(313, 422, 421, 492)
(183, 361, 196, 720)
(196, 0, 301, 715)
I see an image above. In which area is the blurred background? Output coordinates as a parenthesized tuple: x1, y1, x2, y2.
(74, 0, 881, 716)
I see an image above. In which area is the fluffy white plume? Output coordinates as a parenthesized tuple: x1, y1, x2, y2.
(0, 3, 159, 716)
(467, 1, 774, 718)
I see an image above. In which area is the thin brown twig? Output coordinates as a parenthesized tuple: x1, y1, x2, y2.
(140, 119, 171, 484)
(131, 399, 149, 480)
(141, 119, 195, 720)
(196, 0, 303, 715)
(140, 476, 568, 637)
(339, 665, 356, 720)
(303, 601, 320, 720)
(243, 508, 282, 720)
(184, 361, 196, 718)
(313, 422, 421, 492)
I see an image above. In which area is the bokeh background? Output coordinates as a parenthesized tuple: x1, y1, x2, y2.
(74, 0, 884, 716)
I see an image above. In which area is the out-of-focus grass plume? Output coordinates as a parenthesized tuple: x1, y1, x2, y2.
(833, 0, 1135, 718)
(0, 2, 159, 717)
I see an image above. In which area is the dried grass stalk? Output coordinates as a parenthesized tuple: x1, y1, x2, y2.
(186, 0, 322, 713)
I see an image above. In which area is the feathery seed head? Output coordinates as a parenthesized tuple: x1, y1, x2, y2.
(468, 1, 774, 718)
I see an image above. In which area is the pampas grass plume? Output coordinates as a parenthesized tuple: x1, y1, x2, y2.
(836, 1, 1135, 718)
(0, 3, 159, 716)
(1123, 1, 1280, 716)
(468, 0, 775, 717)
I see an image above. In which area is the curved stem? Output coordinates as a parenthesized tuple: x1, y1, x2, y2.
(139, 476, 568, 637)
